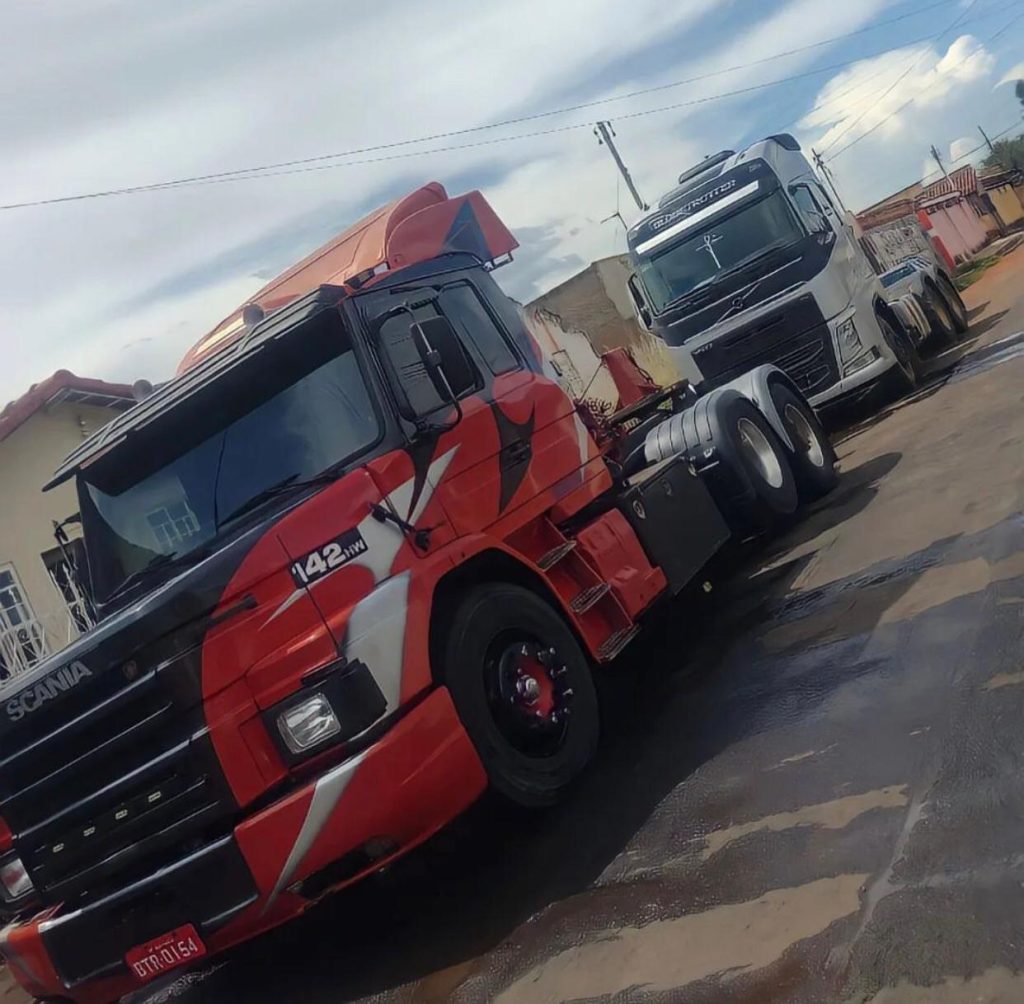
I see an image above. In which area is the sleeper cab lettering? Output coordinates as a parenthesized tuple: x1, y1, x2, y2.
(291, 528, 368, 587)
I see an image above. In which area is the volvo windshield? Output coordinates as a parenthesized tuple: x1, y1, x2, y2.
(635, 190, 804, 313)
(78, 315, 379, 603)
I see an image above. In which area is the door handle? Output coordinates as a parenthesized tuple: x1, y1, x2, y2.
(502, 440, 532, 464)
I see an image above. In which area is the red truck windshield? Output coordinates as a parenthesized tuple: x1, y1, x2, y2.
(78, 327, 379, 603)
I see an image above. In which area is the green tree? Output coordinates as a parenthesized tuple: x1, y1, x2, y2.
(983, 136, 1024, 173)
(1016, 80, 1024, 108)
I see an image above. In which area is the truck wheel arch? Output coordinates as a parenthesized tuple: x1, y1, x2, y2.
(709, 364, 810, 454)
(874, 295, 906, 339)
(427, 547, 591, 687)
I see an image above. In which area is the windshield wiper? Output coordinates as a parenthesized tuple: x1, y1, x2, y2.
(713, 240, 792, 285)
(218, 471, 339, 530)
(103, 552, 184, 606)
(712, 244, 799, 325)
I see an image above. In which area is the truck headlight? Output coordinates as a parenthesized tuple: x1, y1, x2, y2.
(835, 318, 864, 364)
(0, 856, 34, 902)
(277, 693, 341, 755)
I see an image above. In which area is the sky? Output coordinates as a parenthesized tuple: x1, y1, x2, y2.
(2, 0, 1024, 405)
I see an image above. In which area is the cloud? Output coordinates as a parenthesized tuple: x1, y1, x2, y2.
(797, 33, 1007, 209)
(0, 0, 1011, 408)
(997, 61, 1024, 87)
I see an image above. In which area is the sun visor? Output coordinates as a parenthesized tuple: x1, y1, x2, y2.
(386, 190, 518, 270)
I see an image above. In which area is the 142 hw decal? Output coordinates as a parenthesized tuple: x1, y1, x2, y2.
(290, 528, 368, 586)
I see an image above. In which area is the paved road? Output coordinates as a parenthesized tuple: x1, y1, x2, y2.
(117, 249, 1024, 1003)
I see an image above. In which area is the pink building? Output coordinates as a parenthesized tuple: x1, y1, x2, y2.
(913, 166, 988, 262)
(856, 165, 992, 267)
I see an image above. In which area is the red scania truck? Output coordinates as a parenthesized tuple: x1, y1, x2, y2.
(0, 183, 836, 1002)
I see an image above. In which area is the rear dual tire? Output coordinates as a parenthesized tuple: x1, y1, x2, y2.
(708, 396, 799, 530)
(768, 382, 838, 501)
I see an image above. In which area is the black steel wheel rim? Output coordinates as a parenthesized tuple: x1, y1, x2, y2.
(483, 633, 573, 757)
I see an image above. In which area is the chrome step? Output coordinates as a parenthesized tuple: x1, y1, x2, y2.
(598, 625, 640, 661)
(571, 583, 611, 614)
(537, 539, 577, 571)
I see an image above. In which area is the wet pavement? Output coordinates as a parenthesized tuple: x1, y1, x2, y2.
(25, 251, 1024, 1004)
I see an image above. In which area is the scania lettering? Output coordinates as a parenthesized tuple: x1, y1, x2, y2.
(0, 182, 838, 1002)
(5, 662, 92, 722)
(625, 135, 969, 408)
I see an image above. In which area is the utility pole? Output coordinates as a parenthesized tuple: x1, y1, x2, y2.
(979, 125, 998, 159)
(594, 121, 648, 212)
(811, 148, 848, 213)
(978, 125, 1013, 172)
(930, 144, 950, 180)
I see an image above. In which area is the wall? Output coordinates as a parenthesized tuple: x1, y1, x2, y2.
(520, 307, 619, 406)
(921, 200, 988, 261)
(987, 184, 1024, 228)
(527, 256, 679, 388)
(0, 402, 118, 653)
(859, 215, 935, 272)
(529, 255, 658, 355)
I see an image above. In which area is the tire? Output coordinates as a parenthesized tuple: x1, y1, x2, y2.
(938, 275, 969, 335)
(921, 280, 957, 347)
(707, 394, 798, 528)
(767, 382, 838, 501)
(878, 312, 922, 400)
(442, 583, 599, 807)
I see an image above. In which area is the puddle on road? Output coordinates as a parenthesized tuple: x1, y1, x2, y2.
(767, 745, 836, 770)
(495, 874, 867, 1004)
(863, 965, 1024, 1002)
(700, 786, 908, 862)
(983, 669, 1024, 691)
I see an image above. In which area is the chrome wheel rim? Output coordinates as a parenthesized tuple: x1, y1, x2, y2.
(737, 417, 784, 489)
(784, 403, 825, 468)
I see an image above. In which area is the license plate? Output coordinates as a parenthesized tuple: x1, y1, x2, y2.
(125, 924, 206, 982)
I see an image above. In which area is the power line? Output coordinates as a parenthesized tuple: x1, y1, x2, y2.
(0, 0, 1007, 212)
(820, 0, 982, 155)
(826, 6, 1024, 160)
(920, 119, 1022, 182)
(770, 0, 1021, 134)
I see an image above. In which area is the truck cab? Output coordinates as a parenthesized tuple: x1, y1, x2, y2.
(625, 134, 918, 407)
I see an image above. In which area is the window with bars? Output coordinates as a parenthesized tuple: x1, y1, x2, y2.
(0, 564, 47, 682)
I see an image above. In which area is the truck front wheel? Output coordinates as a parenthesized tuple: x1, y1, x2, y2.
(443, 583, 599, 807)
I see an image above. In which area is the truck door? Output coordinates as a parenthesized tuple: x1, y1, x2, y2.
(361, 273, 592, 538)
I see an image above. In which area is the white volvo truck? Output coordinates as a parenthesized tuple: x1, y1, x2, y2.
(625, 134, 966, 408)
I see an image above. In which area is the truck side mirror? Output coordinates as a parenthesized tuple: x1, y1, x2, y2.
(377, 312, 475, 424)
(627, 275, 653, 330)
(414, 316, 476, 401)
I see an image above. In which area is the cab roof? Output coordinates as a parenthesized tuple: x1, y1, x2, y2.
(177, 183, 517, 373)
(45, 285, 345, 491)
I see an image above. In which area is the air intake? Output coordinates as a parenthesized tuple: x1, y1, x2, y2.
(677, 150, 735, 187)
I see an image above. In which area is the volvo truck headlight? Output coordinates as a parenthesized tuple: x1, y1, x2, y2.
(835, 318, 864, 363)
(277, 693, 341, 754)
(0, 856, 34, 901)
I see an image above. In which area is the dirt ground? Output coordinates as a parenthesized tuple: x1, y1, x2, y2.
(12, 248, 1024, 1004)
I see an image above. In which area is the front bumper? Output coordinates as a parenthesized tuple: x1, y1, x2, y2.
(0, 688, 486, 1004)
(808, 351, 894, 408)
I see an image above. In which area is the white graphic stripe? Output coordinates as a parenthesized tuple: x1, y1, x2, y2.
(262, 587, 305, 628)
(343, 572, 410, 713)
(260, 750, 367, 915)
